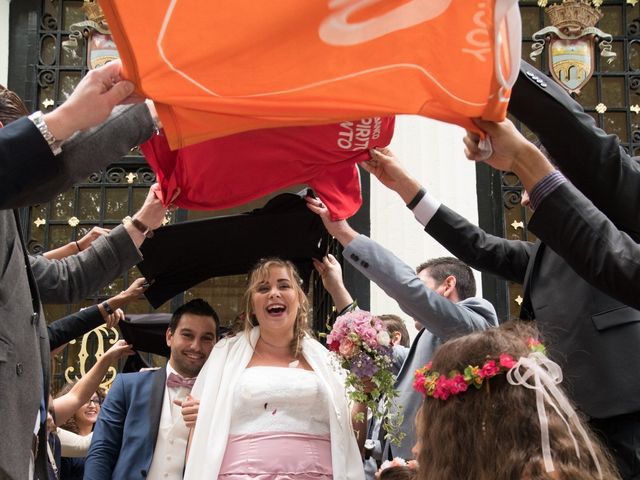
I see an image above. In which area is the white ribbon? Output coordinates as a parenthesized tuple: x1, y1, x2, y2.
(506, 352, 602, 478)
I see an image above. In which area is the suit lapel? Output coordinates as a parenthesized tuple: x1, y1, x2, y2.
(147, 367, 166, 449)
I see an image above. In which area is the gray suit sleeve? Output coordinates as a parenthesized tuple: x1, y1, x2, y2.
(30, 224, 142, 303)
(5, 104, 155, 206)
(343, 235, 497, 341)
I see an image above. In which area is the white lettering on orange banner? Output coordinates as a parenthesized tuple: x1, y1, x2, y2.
(319, 0, 452, 46)
(462, 3, 491, 62)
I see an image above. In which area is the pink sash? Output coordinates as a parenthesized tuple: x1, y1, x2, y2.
(219, 432, 333, 479)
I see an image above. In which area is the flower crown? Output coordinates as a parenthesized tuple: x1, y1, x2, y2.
(413, 337, 546, 400)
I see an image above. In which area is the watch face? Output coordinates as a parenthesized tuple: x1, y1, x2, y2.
(364, 439, 375, 450)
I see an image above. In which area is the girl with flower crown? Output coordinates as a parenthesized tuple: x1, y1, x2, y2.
(413, 321, 620, 480)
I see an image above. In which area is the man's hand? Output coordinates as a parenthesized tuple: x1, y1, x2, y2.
(464, 118, 554, 190)
(174, 394, 200, 429)
(77, 226, 111, 251)
(44, 60, 137, 141)
(360, 148, 422, 204)
(305, 196, 357, 247)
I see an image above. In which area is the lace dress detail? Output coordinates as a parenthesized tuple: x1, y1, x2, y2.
(219, 367, 333, 479)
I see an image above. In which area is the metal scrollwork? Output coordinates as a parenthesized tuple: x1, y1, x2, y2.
(27, 239, 45, 256)
(65, 325, 120, 391)
(628, 18, 640, 37)
(503, 189, 523, 210)
(106, 167, 126, 184)
(632, 129, 640, 144)
(41, 13, 57, 31)
(37, 69, 55, 88)
(631, 77, 640, 97)
(87, 171, 104, 184)
(137, 167, 156, 184)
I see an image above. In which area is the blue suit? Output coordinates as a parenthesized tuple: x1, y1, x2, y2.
(84, 368, 166, 479)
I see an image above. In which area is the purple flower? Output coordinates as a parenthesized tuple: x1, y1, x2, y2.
(350, 352, 379, 378)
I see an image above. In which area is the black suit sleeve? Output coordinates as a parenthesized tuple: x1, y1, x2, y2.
(509, 61, 640, 240)
(529, 182, 640, 309)
(0, 104, 155, 210)
(47, 305, 104, 350)
(425, 205, 533, 284)
(0, 117, 60, 209)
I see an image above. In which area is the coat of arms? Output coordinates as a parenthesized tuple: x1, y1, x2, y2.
(530, 0, 616, 94)
(63, 0, 119, 70)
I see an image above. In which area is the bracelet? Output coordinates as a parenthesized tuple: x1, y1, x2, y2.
(75, 241, 81, 252)
(28, 111, 62, 155)
(123, 216, 154, 239)
(406, 186, 427, 210)
(101, 301, 114, 315)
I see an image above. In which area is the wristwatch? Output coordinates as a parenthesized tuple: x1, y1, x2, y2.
(28, 111, 62, 155)
(123, 216, 154, 239)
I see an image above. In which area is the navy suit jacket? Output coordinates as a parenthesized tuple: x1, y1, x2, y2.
(84, 368, 166, 479)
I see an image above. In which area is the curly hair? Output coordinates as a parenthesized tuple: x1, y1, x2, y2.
(242, 257, 310, 357)
(415, 321, 620, 480)
(55, 382, 106, 435)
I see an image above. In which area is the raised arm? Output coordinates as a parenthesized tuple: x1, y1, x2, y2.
(509, 61, 640, 239)
(31, 184, 167, 303)
(306, 198, 498, 341)
(0, 60, 152, 209)
(313, 254, 354, 313)
(52, 340, 133, 425)
(362, 147, 532, 283)
(47, 277, 147, 349)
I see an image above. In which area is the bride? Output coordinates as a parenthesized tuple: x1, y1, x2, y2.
(184, 257, 364, 480)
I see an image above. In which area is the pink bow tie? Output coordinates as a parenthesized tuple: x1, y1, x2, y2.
(166, 372, 196, 390)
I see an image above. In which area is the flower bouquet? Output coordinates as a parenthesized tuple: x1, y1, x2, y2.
(326, 309, 404, 446)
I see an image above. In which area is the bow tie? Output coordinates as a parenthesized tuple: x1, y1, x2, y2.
(166, 372, 196, 390)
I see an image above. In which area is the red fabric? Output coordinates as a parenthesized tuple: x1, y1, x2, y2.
(141, 117, 395, 220)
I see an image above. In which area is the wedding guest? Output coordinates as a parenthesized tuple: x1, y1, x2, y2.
(413, 322, 620, 479)
(184, 258, 364, 480)
(56, 388, 105, 480)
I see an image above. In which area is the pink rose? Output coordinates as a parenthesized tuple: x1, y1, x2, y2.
(339, 338, 358, 358)
(499, 354, 516, 369)
(479, 360, 500, 378)
(447, 374, 468, 395)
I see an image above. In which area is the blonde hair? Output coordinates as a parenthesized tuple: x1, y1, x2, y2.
(242, 258, 310, 356)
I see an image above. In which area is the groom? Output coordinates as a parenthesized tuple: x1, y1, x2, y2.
(84, 299, 218, 480)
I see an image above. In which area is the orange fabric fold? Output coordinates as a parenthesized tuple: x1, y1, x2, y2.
(99, 0, 521, 149)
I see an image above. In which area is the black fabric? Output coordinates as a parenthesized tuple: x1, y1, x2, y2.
(590, 412, 640, 480)
(119, 314, 172, 358)
(119, 314, 232, 372)
(138, 193, 327, 308)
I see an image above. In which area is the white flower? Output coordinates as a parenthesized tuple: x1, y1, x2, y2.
(376, 330, 391, 347)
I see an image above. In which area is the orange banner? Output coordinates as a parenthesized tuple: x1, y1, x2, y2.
(99, 0, 521, 149)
